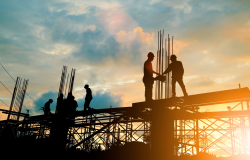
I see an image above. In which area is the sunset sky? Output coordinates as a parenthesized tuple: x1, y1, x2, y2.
(0, 0, 250, 119)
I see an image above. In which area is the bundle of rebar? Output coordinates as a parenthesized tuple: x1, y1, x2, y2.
(7, 77, 29, 121)
(155, 30, 173, 99)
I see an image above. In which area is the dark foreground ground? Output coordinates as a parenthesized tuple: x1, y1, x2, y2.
(1, 136, 249, 160)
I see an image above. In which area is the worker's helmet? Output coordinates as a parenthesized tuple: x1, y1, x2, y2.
(170, 54, 177, 60)
(49, 99, 53, 102)
(84, 84, 89, 88)
(147, 52, 154, 58)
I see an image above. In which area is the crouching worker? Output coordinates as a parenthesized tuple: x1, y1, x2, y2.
(43, 99, 53, 116)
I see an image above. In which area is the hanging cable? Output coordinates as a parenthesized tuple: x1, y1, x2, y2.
(0, 62, 42, 107)
(0, 80, 35, 116)
(0, 99, 9, 108)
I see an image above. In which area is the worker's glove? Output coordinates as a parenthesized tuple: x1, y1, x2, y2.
(154, 75, 166, 82)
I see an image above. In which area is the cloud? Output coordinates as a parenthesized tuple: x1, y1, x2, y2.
(69, 26, 153, 66)
(186, 76, 215, 87)
(1, 0, 250, 116)
(32, 91, 58, 115)
(97, 6, 139, 34)
(77, 90, 123, 110)
(163, 0, 192, 13)
(229, 26, 250, 44)
(32, 90, 123, 115)
(115, 27, 154, 45)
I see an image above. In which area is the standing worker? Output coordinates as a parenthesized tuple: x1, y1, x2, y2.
(55, 93, 64, 114)
(71, 96, 78, 112)
(84, 84, 93, 111)
(44, 99, 53, 116)
(143, 52, 160, 101)
(162, 55, 188, 98)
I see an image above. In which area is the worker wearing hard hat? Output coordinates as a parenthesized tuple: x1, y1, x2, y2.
(162, 54, 188, 98)
(143, 52, 160, 101)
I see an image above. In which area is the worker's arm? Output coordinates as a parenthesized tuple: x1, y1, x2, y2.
(153, 70, 160, 75)
(162, 64, 172, 75)
(145, 62, 160, 75)
(180, 62, 184, 76)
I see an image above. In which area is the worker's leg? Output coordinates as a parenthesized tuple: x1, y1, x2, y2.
(143, 77, 154, 101)
(84, 100, 91, 110)
(177, 79, 188, 97)
(44, 110, 48, 116)
(172, 79, 177, 97)
(88, 100, 92, 110)
(145, 84, 153, 101)
(84, 101, 88, 111)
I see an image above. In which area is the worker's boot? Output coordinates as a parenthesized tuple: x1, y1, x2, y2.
(171, 94, 176, 98)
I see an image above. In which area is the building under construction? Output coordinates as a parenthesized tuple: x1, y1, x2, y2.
(0, 31, 249, 159)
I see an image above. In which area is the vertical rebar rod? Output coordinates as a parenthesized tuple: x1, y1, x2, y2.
(161, 30, 164, 99)
(8, 77, 20, 120)
(165, 38, 167, 99)
(168, 34, 170, 98)
(156, 31, 159, 100)
(169, 37, 172, 98)
(64, 74, 69, 98)
(158, 30, 161, 99)
(172, 36, 174, 55)
(156, 50, 159, 100)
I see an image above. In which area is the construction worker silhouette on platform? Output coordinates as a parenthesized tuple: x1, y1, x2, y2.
(143, 52, 160, 101)
(44, 99, 53, 116)
(55, 93, 64, 114)
(162, 55, 188, 98)
(84, 84, 93, 111)
(71, 96, 78, 112)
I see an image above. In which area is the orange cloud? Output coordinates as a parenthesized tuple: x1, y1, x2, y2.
(116, 27, 154, 45)
(97, 7, 138, 35)
(165, 39, 198, 55)
(228, 26, 250, 44)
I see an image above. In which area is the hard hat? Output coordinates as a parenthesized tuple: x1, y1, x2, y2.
(170, 55, 177, 59)
(84, 84, 89, 88)
(49, 99, 53, 102)
(147, 52, 154, 57)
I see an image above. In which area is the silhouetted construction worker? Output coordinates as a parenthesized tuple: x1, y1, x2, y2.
(55, 93, 64, 114)
(65, 92, 74, 113)
(71, 96, 78, 112)
(84, 84, 93, 111)
(162, 55, 188, 97)
(143, 52, 160, 101)
(44, 99, 53, 116)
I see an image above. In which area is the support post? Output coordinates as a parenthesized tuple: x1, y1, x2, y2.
(151, 107, 174, 160)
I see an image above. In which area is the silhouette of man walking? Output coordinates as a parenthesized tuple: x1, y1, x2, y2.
(44, 99, 53, 116)
(84, 84, 92, 111)
(143, 52, 160, 101)
(162, 55, 188, 98)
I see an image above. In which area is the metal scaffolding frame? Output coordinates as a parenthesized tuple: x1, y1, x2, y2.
(3, 87, 249, 158)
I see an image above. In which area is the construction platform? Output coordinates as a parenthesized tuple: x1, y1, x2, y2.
(1, 87, 250, 158)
